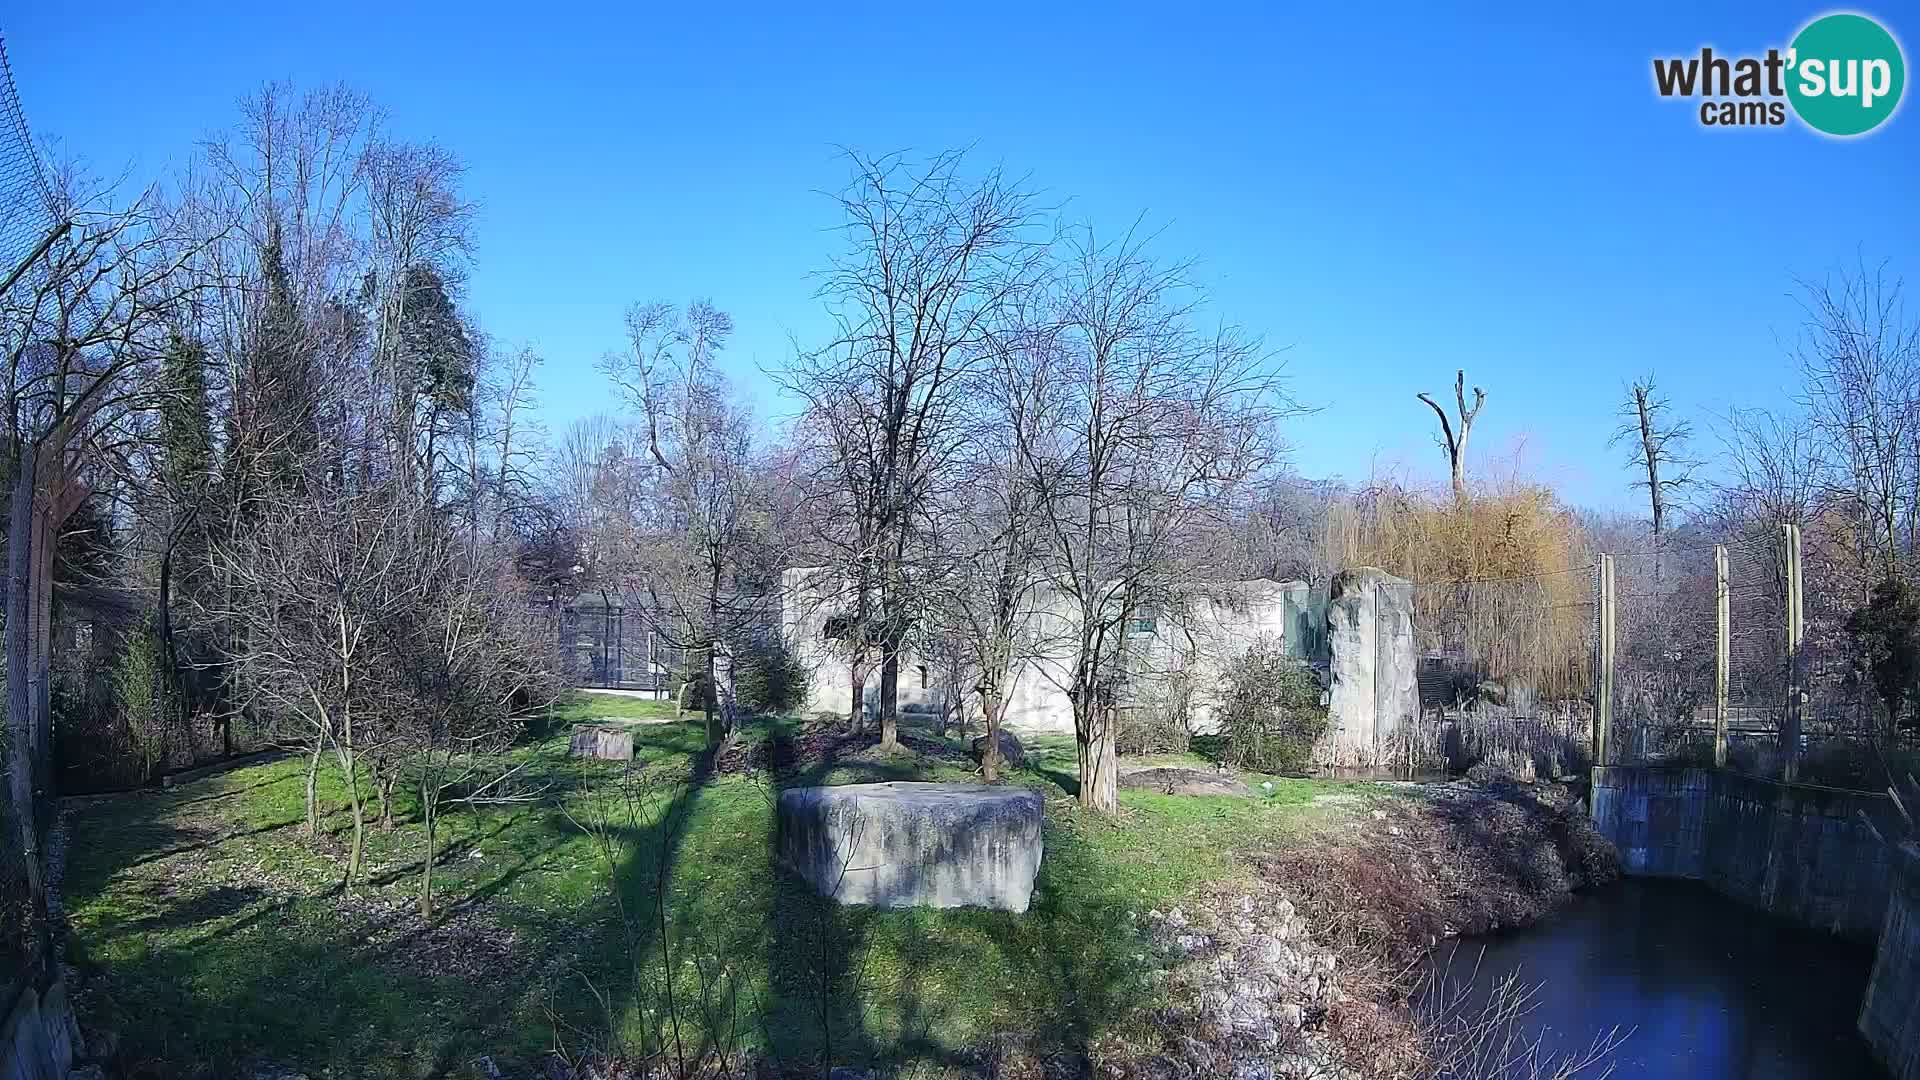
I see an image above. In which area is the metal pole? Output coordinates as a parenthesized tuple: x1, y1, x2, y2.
(1782, 523, 1804, 783)
(1715, 544, 1730, 769)
(1595, 555, 1614, 768)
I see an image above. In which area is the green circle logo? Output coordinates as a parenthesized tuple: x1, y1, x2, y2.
(1787, 13, 1906, 136)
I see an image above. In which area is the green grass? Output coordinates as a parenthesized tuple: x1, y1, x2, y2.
(64, 692, 1362, 1079)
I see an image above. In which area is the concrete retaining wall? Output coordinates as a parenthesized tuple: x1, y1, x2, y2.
(1590, 765, 1895, 940)
(1861, 843, 1920, 1080)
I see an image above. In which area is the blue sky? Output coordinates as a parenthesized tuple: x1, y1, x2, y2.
(6, 2, 1916, 510)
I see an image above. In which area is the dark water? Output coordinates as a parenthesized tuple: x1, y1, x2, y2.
(1425, 879, 1884, 1078)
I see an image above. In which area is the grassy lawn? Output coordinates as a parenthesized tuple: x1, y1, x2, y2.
(63, 693, 1363, 1079)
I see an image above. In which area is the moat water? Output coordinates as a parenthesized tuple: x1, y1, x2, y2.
(1424, 879, 1884, 1078)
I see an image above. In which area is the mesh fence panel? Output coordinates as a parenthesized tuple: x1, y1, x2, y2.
(0, 30, 52, 1014)
(1724, 534, 1788, 771)
(1404, 568, 1595, 779)
(1610, 545, 1720, 764)
(0, 36, 56, 288)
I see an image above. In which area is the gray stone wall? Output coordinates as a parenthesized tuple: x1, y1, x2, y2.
(1320, 567, 1417, 768)
(1591, 765, 1895, 940)
(1861, 843, 1920, 1080)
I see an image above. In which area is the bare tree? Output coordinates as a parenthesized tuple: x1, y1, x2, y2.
(1794, 264, 1918, 581)
(782, 150, 1043, 750)
(203, 480, 435, 888)
(1417, 370, 1485, 502)
(1015, 229, 1291, 814)
(603, 300, 766, 749)
(923, 317, 1054, 780)
(1610, 376, 1698, 544)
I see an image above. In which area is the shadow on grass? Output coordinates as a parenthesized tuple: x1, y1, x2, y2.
(64, 708, 1178, 1079)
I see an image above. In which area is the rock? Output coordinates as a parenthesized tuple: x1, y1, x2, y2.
(969, 728, 1026, 769)
(1322, 567, 1418, 768)
(1118, 766, 1254, 797)
(776, 782, 1044, 912)
(86, 1026, 119, 1062)
(1178, 1035, 1217, 1071)
(568, 724, 633, 761)
(66, 1068, 106, 1080)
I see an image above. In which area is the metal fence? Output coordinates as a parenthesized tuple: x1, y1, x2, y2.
(557, 601, 677, 694)
(1598, 523, 1894, 784)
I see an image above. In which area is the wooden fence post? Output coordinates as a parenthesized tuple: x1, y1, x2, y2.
(1595, 554, 1615, 768)
(1715, 544, 1730, 769)
(1782, 522, 1804, 783)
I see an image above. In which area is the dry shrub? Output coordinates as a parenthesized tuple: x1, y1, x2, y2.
(1325, 475, 1593, 701)
(1251, 782, 1619, 1077)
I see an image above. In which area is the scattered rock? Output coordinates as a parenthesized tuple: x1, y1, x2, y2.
(1119, 766, 1253, 797)
(970, 728, 1027, 770)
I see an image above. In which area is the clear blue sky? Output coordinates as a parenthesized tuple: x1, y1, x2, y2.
(6, 2, 1916, 510)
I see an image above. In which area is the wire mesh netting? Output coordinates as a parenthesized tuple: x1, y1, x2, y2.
(1401, 567, 1596, 779)
(1724, 534, 1789, 767)
(0, 29, 53, 1012)
(0, 36, 55, 286)
(557, 598, 678, 693)
(1609, 544, 1724, 765)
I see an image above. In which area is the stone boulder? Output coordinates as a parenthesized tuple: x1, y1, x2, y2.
(1321, 566, 1418, 768)
(970, 728, 1026, 769)
(776, 782, 1044, 912)
(1118, 766, 1254, 797)
(568, 724, 633, 761)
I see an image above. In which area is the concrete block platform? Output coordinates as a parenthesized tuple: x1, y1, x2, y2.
(776, 782, 1044, 912)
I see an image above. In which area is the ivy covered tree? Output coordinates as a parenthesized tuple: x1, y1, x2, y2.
(1846, 578, 1920, 736)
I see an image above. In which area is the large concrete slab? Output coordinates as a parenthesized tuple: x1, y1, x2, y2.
(776, 782, 1044, 913)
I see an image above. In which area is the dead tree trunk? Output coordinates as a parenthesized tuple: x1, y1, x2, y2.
(1417, 370, 1485, 502)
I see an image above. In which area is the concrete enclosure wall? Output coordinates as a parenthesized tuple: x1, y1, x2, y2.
(1320, 567, 1416, 768)
(1591, 765, 1895, 940)
(781, 567, 1320, 736)
(1861, 843, 1920, 1080)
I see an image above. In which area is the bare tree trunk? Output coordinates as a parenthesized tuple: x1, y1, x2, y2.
(879, 650, 900, 750)
(980, 686, 1005, 783)
(336, 740, 366, 889)
(1077, 695, 1119, 814)
(376, 767, 397, 831)
(703, 644, 720, 748)
(304, 738, 324, 837)
(849, 659, 867, 735)
(420, 772, 437, 918)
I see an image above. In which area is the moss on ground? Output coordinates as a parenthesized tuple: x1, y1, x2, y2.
(62, 693, 1363, 1079)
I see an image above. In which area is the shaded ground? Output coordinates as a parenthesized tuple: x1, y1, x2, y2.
(59, 697, 1611, 1080)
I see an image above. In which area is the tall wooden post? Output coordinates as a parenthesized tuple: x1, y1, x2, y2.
(1782, 523, 1804, 783)
(1595, 554, 1615, 768)
(1715, 544, 1730, 768)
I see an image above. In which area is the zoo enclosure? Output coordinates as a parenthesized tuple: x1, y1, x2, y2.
(556, 598, 678, 695)
(1598, 523, 1882, 783)
(1395, 521, 1874, 785)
